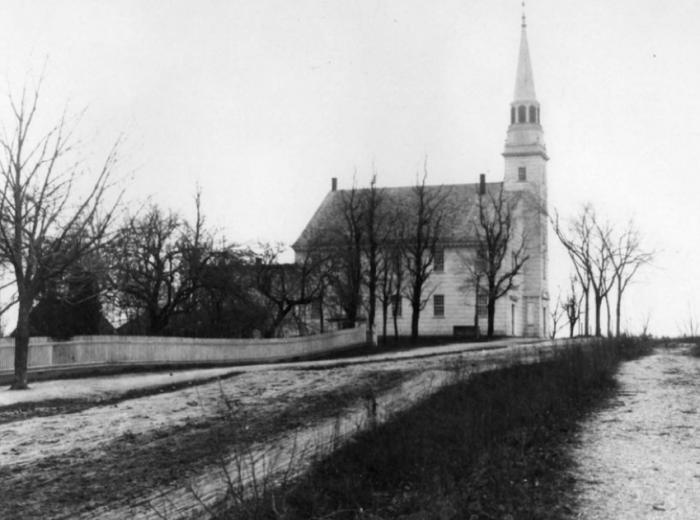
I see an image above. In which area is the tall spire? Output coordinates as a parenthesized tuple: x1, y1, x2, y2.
(504, 2, 547, 160)
(514, 2, 536, 102)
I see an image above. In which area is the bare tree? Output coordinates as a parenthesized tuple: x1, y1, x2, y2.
(640, 310, 651, 338)
(562, 276, 582, 338)
(190, 246, 266, 338)
(376, 244, 392, 344)
(553, 205, 619, 336)
(549, 292, 566, 340)
(473, 184, 529, 338)
(111, 194, 212, 335)
(603, 221, 653, 337)
(376, 206, 406, 345)
(390, 241, 405, 342)
(589, 217, 617, 337)
(555, 205, 648, 338)
(329, 180, 365, 328)
(680, 304, 698, 338)
(458, 254, 484, 339)
(255, 244, 329, 338)
(551, 206, 594, 336)
(361, 173, 386, 345)
(0, 81, 120, 389)
(402, 167, 449, 341)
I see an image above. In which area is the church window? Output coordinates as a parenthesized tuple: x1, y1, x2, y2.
(527, 302, 535, 326)
(529, 105, 537, 123)
(510, 107, 515, 124)
(433, 294, 445, 317)
(310, 300, 321, 319)
(518, 105, 526, 123)
(537, 107, 541, 123)
(518, 166, 527, 181)
(434, 248, 444, 272)
(477, 293, 488, 317)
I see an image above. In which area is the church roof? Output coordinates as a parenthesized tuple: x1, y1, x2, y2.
(292, 181, 505, 251)
(513, 18, 537, 102)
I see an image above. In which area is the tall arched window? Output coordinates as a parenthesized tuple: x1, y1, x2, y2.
(529, 105, 537, 123)
(537, 107, 541, 123)
(518, 105, 526, 123)
(511, 107, 515, 124)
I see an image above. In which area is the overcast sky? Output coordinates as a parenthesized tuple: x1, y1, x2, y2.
(0, 0, 697, 336)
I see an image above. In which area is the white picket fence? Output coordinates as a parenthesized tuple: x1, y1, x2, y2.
(0, 327, 368, 375)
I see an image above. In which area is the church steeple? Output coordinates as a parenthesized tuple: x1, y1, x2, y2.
(502, 4, 550, 339)
(514, 9, 537, 103)
(507, 2, 541, 130)
(503, 5, 548, 184)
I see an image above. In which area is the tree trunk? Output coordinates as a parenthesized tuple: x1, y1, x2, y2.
(393, 307, 399, 344)
(583, 286, 590, 336)
(474, 277, 481, 340)
(148, 308, 166, 335)
(266, 306, 291, 338)
(319, 303, 324, 334)
(615, 278, 622, 337)
(319, 290, 325, 334)
(594, 294, 602, 337)
(410, 299, 420, 342)
(11, 296, 32, 390)
(381, 301, 388, 345)
(368, 292, 377, 347)
(367, 258, 377, 344)
(569, 320, 575, 338)
(604, 293, 612, 337)
(487, 293, 496, 338)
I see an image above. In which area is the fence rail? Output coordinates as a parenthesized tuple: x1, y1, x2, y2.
(0, 327, 368, 376)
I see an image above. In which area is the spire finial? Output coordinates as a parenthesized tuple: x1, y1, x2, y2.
(521, 1, 527, 28)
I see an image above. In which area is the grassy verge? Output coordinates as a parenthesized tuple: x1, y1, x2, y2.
(218, 337, 653, 519)
(685, 337, 700, 357)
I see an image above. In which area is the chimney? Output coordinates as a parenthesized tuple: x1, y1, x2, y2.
(479, 173, 486, 195)
(331, 177, 338, 192)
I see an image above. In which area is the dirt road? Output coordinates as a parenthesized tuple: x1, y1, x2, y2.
(0, 339, 556, 519)
(569, 344, 700, 518)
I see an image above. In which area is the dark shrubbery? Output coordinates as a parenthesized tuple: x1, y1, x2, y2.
(29, 267, 107, 340)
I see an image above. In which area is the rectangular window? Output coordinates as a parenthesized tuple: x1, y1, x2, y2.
(391, 295, 402, 317)
(433, 248, 445, 272)
(527, 302, 536, 326)
(433, 294, 445, 317)
(477, 293, 488, 317)
(310, 301, 321, 319)
(518, 166, 527, 181)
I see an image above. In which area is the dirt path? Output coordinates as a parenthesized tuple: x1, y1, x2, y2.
(569, 344, 700, 518)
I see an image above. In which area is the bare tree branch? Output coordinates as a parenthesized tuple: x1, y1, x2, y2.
(0, 78, 121, 389)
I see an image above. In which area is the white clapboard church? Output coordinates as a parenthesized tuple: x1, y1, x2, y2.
(293, 13, 549, 338)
